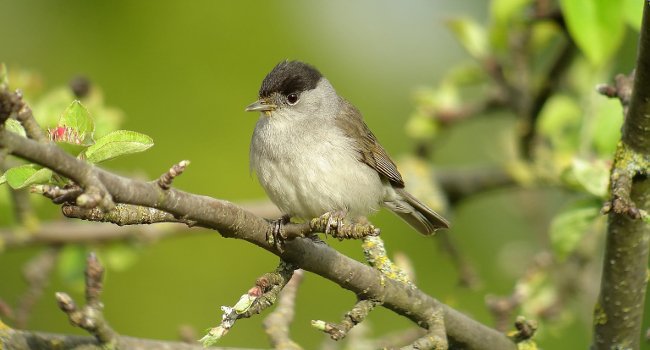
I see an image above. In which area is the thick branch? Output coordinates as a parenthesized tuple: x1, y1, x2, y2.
(0, 329, 229, 350)
(624, 16, 650, 154)
(593, 179, 650, 349)
(592, 2, 650, 349)
(0, 130, 515, 350)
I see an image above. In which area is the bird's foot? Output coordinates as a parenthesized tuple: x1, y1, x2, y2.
(322, 210, 347, 235)
(310, 212, 379, 240)
(267, 214, 291, 246)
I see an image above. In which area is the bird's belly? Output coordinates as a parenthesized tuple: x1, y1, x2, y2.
(252, 137, 384, 219)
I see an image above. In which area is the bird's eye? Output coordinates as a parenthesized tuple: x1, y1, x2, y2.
(287, 93, 299, 105)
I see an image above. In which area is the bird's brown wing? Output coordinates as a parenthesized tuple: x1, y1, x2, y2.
(335, 101, 405, 188)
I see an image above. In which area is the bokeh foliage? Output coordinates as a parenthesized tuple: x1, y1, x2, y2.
(0, 1, 648, 349)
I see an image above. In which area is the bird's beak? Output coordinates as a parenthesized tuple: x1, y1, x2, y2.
(245, 99, 277, 113)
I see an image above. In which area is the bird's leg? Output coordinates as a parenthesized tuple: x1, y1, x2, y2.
(267, 214, 291, 246)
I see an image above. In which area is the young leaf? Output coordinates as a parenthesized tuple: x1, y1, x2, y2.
(446, 17, 489, 60)
(559, 0, 625, 66)
(538, 94, 581, 157)
(549, 200, 601, 261)
(57, 100, 95, 145)
(0, 172, 6, 185)
(100, 243, 140, 272)
(5, 164, 53, 189)
(32, 87, 75, 128)
(491, 0, 532, 24)
(82, 130, 154, 163)
(592, 98, 623, 156)
(4, 119, 26, 137)
(489, 0, 532, 49)
(57, 245, 88, 292)
(570, 158, 610, 198)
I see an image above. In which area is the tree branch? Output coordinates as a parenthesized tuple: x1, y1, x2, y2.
(55, 253, 117, 346)
(592, 2, 650, 349)
(263, 269, 304, 350)
(0, 329, 237, 350)
(0, 199, 280, 249)
(0, 115, 515, 350)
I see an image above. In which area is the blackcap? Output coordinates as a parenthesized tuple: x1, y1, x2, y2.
(246, 61, 449, 235)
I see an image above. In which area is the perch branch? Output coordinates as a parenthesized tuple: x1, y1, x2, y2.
(0, 109, 516, 350)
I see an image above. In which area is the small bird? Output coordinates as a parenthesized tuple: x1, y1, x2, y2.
(246, 60, 449, 235)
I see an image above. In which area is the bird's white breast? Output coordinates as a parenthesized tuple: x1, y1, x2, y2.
(250, 115, 385, 220)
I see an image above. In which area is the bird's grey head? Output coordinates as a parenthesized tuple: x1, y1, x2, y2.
(245, 61, 341, 121)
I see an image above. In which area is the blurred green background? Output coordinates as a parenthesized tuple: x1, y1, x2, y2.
(0, 1, 644, 349)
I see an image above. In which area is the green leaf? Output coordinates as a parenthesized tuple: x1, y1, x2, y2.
(559, 0, 626, 66)
(538, 94, 581, 154)
(100, 243, 140, 272)
(0, 172, 6, 185)
(489, 0, 532, 49)
(4, 119, 26, 137)
(5, 164, 53, 189)
(82, 130, 154, 163)
(623, 0, 642, 31)
(406, 111, 438, 141)
(570, 158, 610, 198)
(446, 17, 489, 60)
(32, 87, 75, 128)
(592, 98, 623, 156)
(549, 200, 601, 261)
(491, 0, 532, 23)
(57, 100, 95, 145)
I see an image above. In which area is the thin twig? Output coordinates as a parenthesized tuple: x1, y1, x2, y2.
(263, 269, 304, 350)
(312, 299, 382, 341)
(201, 261, 297, 346)
(157, 160, 190, 190)
(55, 252, 118, 346)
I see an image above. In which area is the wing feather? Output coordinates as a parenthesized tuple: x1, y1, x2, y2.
(334, 101, 405, 188)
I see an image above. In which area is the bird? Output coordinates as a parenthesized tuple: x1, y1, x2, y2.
(245, 60, 449, 236)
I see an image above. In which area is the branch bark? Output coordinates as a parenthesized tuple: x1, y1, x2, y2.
(0, 128, 515, 349)
(592, 2, 650, 349)
(0, 329, 234, 350)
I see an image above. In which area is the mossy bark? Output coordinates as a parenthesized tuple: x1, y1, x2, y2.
(592, 1, 650, 349)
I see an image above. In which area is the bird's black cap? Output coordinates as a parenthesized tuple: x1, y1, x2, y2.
(259, 61, 322, 98)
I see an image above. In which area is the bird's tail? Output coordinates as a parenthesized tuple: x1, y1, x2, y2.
(384, 188, 450, 235)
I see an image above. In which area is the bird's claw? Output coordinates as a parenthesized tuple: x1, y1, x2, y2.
(323, 210, 346, 235)
(267, 215, 291, 246)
